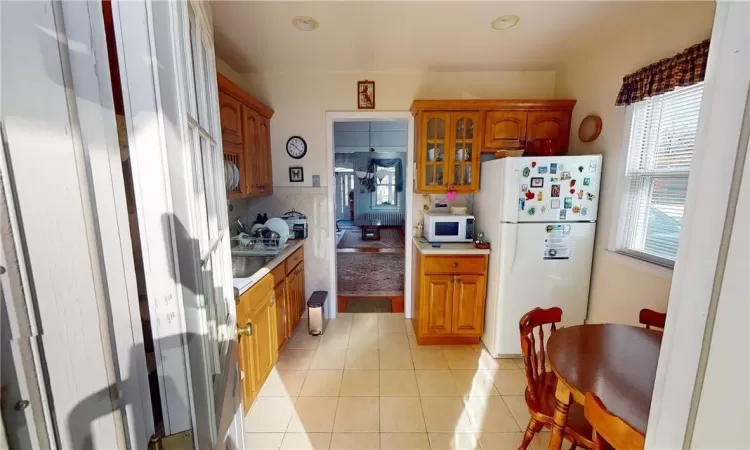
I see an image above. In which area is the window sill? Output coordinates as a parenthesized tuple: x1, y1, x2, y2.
(605, 249, 674, 278)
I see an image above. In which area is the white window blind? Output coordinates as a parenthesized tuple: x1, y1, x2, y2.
(617, 83, 704, 265)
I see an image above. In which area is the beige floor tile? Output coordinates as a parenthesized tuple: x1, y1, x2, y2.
(502, 395, 531, 429)
(309, 348, 347, 370)
(285, 332, 321, 350)
(276, 349, 316, 371)
(352, 313, 380, 331)
(380, 433, 430, 449)
(334, 397, 380, 432)
(428, 432, 480, 450)
(462, 396, 520, 433)
(379, 313, 407, 334)
(378, 332, 410, 350)
(299, 370, 342, 396)
(317, 332, 350, 350)
(286, 397, 338, 432)
(379, 397, 426, 432)
(279, 433, 331, 450)
(379, 349, 414, 369)
(451, 370, 500, 397)
(477, 432, 525, 450)
(412, 348, 449, 370)
(420, 396, 474, 432)
(245, 432, 284, 450)
(512, 358, 526, 370)
(530, 431, 551, 450)
(349, 329, 380, 349)
(345, 347, 379, 370)
(407, 333, 422, 349)
(340, 370, 379, 396)
(492, 369, 528, 396)
(477, 351, 520, 370)
(380, 370, 419, 396)
(258, 369, 308, 398)
(415, 370, 461, 396)
(326, 318, 353, 334)
(442, 348, 480, 370)
(245, 397, 296, 432)
(330, 432, 380, 450)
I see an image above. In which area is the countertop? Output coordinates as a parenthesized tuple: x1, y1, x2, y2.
(412, 237, 490, 255)
(232, 239, 305, 297)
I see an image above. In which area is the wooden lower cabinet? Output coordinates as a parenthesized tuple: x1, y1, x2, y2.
(412, 246, 489, 345)
(237, 246, 306, 414)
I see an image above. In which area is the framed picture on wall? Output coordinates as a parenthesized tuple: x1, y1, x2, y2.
(289, 166, 304, 182)
(358, 80, 375, 109)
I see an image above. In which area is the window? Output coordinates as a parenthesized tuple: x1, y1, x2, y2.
(615, 83, 704, 266)
(373, 164, 398, 207)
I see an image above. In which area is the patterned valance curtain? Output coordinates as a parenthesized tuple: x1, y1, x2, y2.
(366, 158, 403, 193)
(616, 39, 710, 107)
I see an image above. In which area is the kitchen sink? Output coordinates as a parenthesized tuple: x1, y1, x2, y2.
(231, 256, 272, 278)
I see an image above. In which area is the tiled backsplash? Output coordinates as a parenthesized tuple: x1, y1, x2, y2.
(240, 187, 330, 297)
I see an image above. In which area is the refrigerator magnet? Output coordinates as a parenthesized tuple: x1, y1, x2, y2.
(564, 197, 573, 208)
(583, 177, 591, 186)
(587, 192, 596, 201)
(551, 185, 560, 197)
(528, 206, 536, 215)
(570, 179, 577, 187)
(577, 189, 584, 199)
(590, 160, 599, 171)
(541, 205, 547, 213)
(578, 166, 584, 173)
(559, 209, 567, 219)
(521, 184, 528, 192)
(522, 167, 531, 177)
(581, 206, 588, 216)
(537, 191, 543, 201)
(519, 198, 526, 210)
(550, 163, 558, 174)
(531, 161, 537, 168)
(572, 206, 581, 214)
(530, 177, 544, 188)
(570, 188, 575, 194)
(525, 190, 535, 200)
(550, 177, 559, 182)
(538, 166, 548, 174)
(551, 199, 561, 209)
(561, 171, 571, 180)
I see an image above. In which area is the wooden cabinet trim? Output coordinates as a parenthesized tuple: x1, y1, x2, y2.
(411, 99, 576, 114)
(218, 73, 274, 118)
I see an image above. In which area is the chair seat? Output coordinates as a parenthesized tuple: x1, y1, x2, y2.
(525, 372, 593, 446)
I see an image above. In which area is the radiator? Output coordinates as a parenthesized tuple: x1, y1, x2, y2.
(360, 211, 405, 227)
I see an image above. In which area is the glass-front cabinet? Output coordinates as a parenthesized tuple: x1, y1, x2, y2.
(416, 111, 481, 193)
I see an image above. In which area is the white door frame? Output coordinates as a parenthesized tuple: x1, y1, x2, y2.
(325, 112, 415, 318)
(645, 2, 749, 448)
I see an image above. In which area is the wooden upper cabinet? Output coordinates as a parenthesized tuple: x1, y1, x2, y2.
(417, 112, 450, 192)
(526, 110, 571, 155)
(449, 112, 481, 193)
(218, 73, 274, 199)
(451, 274, 486, 335)
(483, 110, 527, 150)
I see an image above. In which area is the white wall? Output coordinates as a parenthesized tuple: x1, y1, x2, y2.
(554, 4, 715, 324)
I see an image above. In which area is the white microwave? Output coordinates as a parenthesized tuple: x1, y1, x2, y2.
(423, 212, 475, 243)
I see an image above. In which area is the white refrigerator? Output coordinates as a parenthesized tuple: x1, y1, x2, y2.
(474, 155, 602, 357)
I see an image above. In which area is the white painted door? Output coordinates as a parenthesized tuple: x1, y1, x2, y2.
(110, 0, 241, 447)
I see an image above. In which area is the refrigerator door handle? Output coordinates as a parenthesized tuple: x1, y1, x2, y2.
(509, 226, 518, 273)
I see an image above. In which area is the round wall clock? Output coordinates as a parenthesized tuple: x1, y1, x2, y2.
(286, 136, 307, 159)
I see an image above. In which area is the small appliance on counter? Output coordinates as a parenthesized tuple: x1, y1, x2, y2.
(282, 209, 308, 239)
(422, 212, 475, 243)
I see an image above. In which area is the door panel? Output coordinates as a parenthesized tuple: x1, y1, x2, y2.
(275, 282, 288, 349)
(483, 111, 527, 149)
(418, 112, 450, 191)
(448, 112, 481, 192)
(258, 116, 273, 195)
(425, 275, 453, 334)
(452, 275, 486, 335)
(249, 291, 278, 392)
(526, 111, 571, 154)
(219, 91, 243, 146)
(242, 105, 260, 195)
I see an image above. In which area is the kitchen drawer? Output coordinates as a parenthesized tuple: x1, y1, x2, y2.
(423, 255, 486, 275)
(241, 274, 274, 315)
(271, 262, 286, 287)
(285, 247, 304, 274)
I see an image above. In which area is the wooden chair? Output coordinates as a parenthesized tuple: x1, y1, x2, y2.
(518, 307, 592, 450)
(584, 393, 645, 450)
(638, 308, 666, 330)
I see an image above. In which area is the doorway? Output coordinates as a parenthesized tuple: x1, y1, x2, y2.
(326, 113, 415, 318)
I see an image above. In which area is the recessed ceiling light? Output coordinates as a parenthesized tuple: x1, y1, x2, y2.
(292, 16, 319, 31)
(491, 15, 520, 31)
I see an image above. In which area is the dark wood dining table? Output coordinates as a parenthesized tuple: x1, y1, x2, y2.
(546, 324, 663, 449)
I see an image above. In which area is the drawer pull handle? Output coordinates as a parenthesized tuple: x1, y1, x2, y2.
(452, 262, 458, 268)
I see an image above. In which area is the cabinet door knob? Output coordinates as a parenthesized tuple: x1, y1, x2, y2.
(452, 262, 458, 268)
(236, 322, 253, 337)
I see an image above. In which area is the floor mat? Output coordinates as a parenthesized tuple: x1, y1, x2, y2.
(337, 228, 404, 250)
(344, 297, 393, 313)
(337, 252, 404, 297)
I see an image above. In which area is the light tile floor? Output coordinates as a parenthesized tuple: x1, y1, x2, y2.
(245, 313, 550, 449)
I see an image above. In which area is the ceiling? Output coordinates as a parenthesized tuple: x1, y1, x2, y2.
(211, 1, 714, 73)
